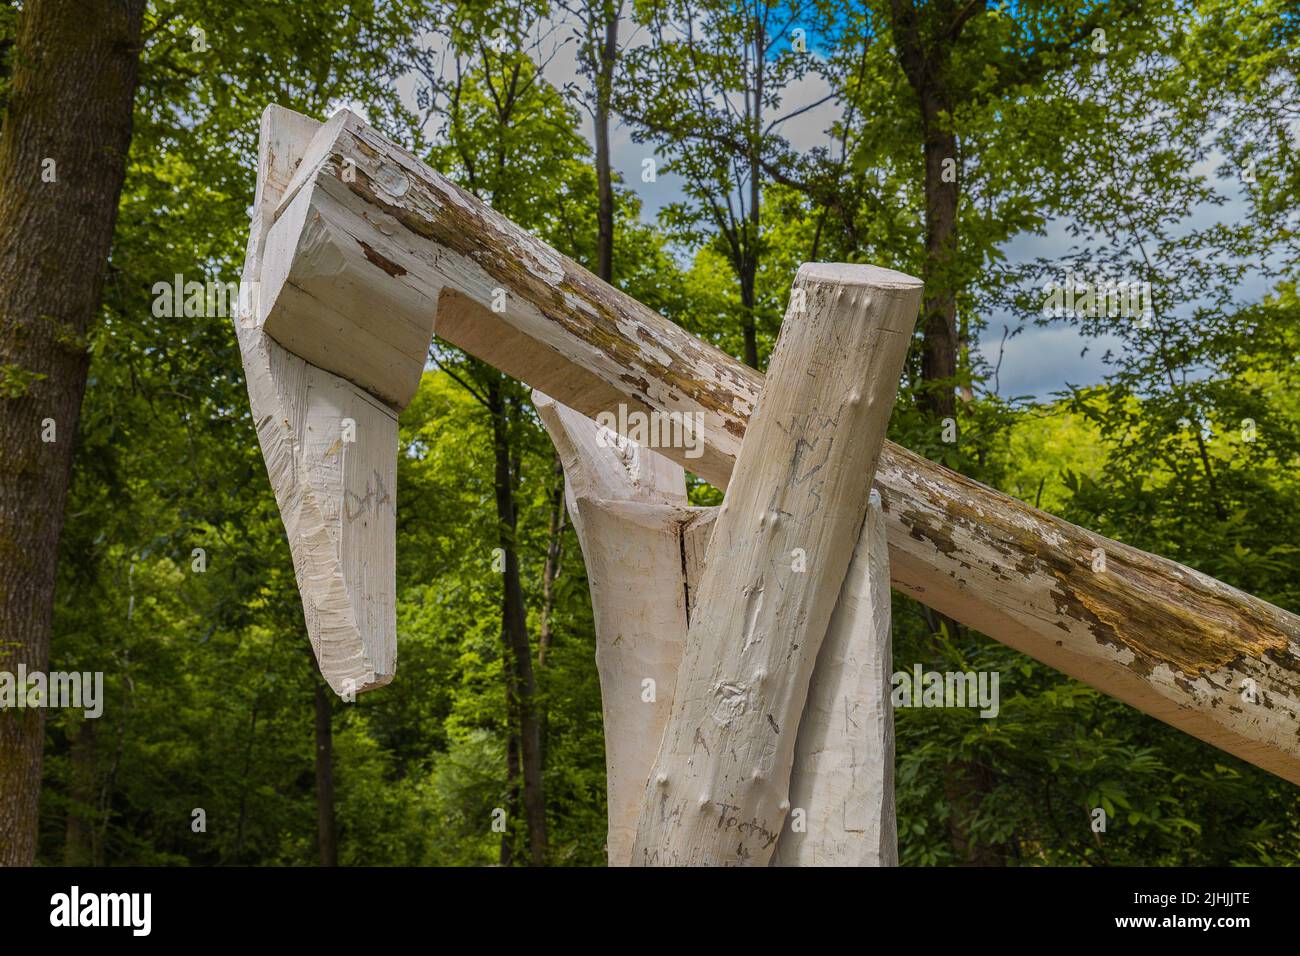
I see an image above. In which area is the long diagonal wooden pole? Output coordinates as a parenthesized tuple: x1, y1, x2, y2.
(243, 105, 1300, 786)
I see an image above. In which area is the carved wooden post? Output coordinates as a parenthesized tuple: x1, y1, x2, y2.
(237, 106, 406, 695)
(537, 392, 900, 867)
(631, 264, 920, 866)
(774, 491, 897, 866)
(533, 392, 715, 865)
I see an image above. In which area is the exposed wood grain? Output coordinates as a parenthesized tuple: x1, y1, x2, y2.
(260, 160, 437, 410)
(534, 391, 713, 866)
(773, 492, 897, 866)
(237, 106, 395, 695)
(631, 264, 920, 866)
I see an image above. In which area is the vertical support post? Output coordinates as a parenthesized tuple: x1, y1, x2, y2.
(773, 491, 896, 866)
(632, 264, 921, 866)
(533, 392, 716, 865)
(238, 105, 398, 696)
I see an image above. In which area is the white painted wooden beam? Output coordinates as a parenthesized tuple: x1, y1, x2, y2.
(256, 108, 746, 485)
(631, 264, 921, 866)
(257, 116, 438, 410)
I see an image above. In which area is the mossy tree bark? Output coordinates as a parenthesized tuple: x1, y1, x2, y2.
(0, 0, 145, 866)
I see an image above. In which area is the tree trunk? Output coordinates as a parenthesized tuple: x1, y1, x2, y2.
(889, 0, 960, 420)
(944, 758, 1006, 866)
(534, 456, 562, 843)
(63, 718, 99, 866)
(487, 377, 548, 865)
(739, 261, 759, 370)
(0, 0, 145, 866)
(920, 111, 1002, 863)
(500, 725, 520, 866)
(742, 18, 764, 372)
(314, 680, 338, 867)
(593, 9, 618, 285)
(537, 454, 565, 667)
(919, 116, 960, 420)
(890, 5, 1000, 859)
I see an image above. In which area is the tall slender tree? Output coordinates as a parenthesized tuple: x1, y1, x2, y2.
(620, 0, 822, 368)
(846, 0, 1149, 418)
(562, 0, 623, 283)
(411, 5, 592, 862)
(314, 677, 338, 867)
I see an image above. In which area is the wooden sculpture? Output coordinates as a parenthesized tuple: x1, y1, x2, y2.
(234, 105, 1300, 865)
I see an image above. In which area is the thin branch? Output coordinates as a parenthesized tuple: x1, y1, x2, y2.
(432, 354, 493, 410)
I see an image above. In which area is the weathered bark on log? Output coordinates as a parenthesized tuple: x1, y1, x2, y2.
(774, 491, 897, 867)
(534, 391, 715, 865)
(237, 107, 396, 696)
(631, 264, 920, 866)
(246, 106, 1300, 786)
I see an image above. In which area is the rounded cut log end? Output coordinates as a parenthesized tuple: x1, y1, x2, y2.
(796, 262, 923, 291)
